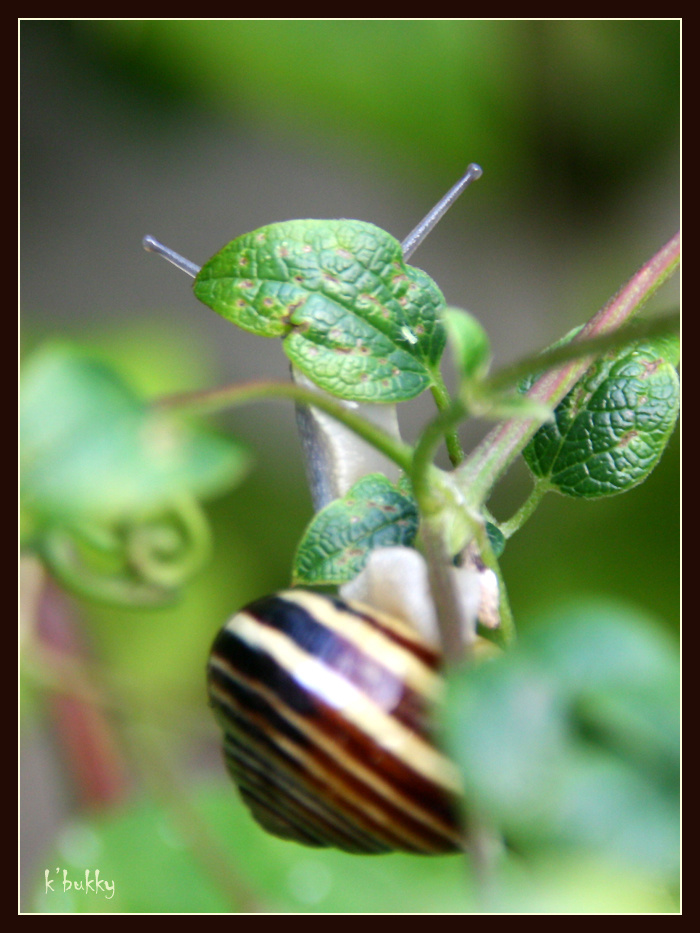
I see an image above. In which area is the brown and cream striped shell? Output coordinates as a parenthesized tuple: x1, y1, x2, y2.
(207, 589, 464, 854)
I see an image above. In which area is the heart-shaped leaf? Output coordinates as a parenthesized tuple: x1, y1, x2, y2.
(292, 473, 419, 585)
(522, 336, 680, 497)
(194, 220, 446, 402)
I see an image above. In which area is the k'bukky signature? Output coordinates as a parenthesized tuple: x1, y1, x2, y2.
(45, 868, 115, 900)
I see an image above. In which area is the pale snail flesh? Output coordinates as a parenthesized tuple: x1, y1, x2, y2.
(206, 588, 465, 854)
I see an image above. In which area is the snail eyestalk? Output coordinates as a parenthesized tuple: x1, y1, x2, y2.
(142, 235, 202, 279)
(401, 163, 482, 260)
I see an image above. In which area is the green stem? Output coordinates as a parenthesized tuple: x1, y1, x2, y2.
(411, 397, 466, 510)
(454, 231, 680, 506)
(487, 311, 679, 396)
(420, 516, 474, 664)
(155, 379, 415, 475)
(499, 479, 551, 540)
(411, 399, 501, 663)
(430, 374, 465, 466)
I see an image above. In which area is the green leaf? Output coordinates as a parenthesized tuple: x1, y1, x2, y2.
(194, 220, 447, 402)
(292, 473, 419, 585)
(20, 343, 250, 606)
(444, 306, 491, 381)
(21, 343, 250, 530)
(485, 521, 506, 558)
(445, 599, 679, 879)
(521, 337, 680, 497)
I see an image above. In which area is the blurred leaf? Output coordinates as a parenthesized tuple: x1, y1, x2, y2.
(292, 473, 418, 585)
(493, 853, 678, 913)
(522, 337, 680, 497)
(21, 342, 250, 529)
(444, 306, 491, 382)
(445, 599, 679, 879)
(194, 220, 446, 402)
(20, 343, 251, 606)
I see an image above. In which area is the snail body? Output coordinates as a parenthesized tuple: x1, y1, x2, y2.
(207, 589, 464, 854)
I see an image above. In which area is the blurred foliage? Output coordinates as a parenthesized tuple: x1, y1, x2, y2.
(31, 786, 476, 913)
(446, 600, 679, 886)
(21, 343, 247, 527)
(20, 342, 250, 606)
(68, 20, 679, 210)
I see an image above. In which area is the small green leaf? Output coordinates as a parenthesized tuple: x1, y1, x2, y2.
(194, 220, 447, 402)
(485, 521, 506, 558)
(292, 473, 419, 585)
(522, 337, 680, 498)
(444, 306, 491, 381)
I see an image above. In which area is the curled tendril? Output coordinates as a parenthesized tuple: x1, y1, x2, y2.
(37, 496, 211, 607)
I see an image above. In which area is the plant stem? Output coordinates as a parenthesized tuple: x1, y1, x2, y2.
(155, 379, 415, 475)
(487, 310, 679, 396)
(454, 231, 680, 505)
(499, 479, 550, 540)
(430, 374, 465, 466)
(411, 397, 465, 509)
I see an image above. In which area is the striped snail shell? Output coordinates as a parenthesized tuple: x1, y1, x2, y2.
(207, 588, 464, 854)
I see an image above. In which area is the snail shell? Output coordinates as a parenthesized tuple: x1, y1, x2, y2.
(207, 589, 464, 854)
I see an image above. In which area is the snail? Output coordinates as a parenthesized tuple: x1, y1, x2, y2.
(144, 165, 498, 854)
(206, 587, 464, 854)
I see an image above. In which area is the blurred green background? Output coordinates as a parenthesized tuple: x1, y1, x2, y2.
(20, 20, 679, 912)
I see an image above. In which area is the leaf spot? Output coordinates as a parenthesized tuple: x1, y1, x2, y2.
(641, 358, 662, 377)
